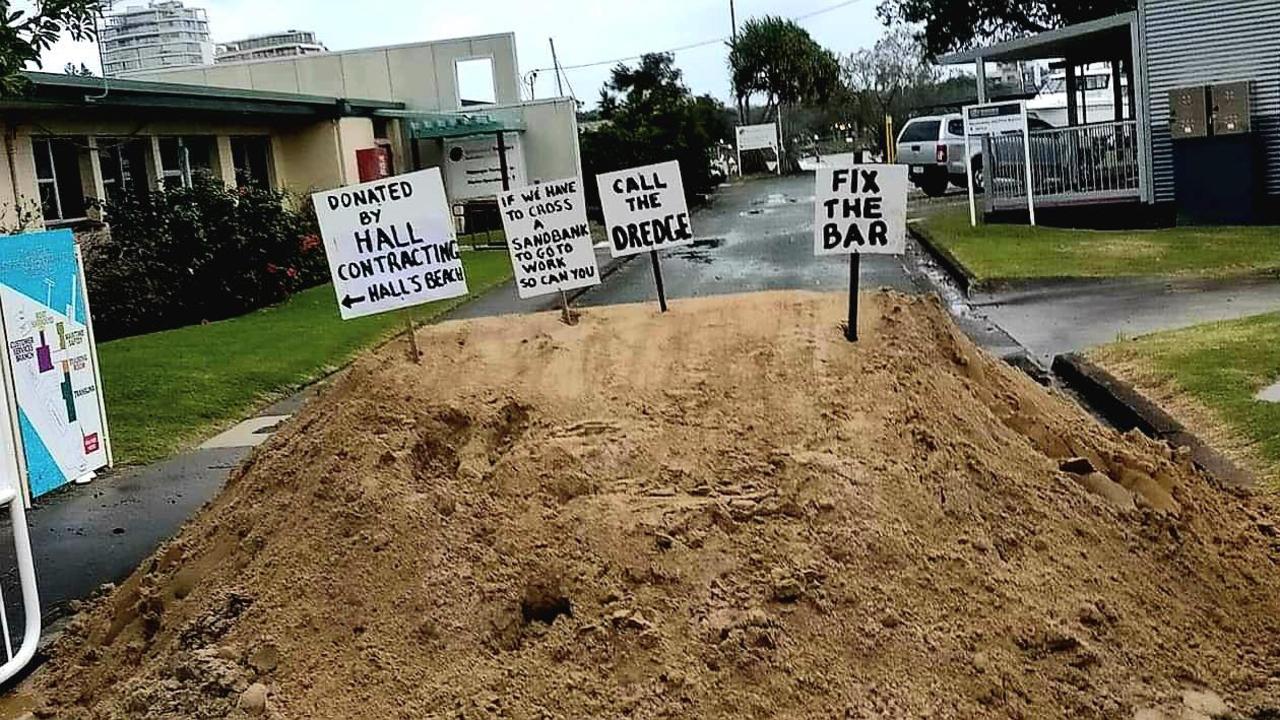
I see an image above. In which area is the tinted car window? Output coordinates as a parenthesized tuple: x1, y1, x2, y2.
(947, 119, 965, 136)
(900, 120, 940, 143)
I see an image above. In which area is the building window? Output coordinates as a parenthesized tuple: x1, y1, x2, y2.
(455, 57, 497, 107)
(98, 137, 150, 202)
(32, 137, 87, 223)
(158, 136, 215, 188)
(230, 136, 273, 189)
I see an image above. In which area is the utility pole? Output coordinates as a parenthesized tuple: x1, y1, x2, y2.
(730, 0, 744, 123)
(549, 38, 565, 97)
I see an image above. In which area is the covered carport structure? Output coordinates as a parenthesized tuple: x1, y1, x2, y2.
(939, 12, 1153, 211)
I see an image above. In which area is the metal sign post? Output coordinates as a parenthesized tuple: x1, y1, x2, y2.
(963, 100, 1036, 227)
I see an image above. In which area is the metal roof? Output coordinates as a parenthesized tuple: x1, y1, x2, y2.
(4, 72, 404, 118)
(938, 12, 1137, 65)
(387, 110, 527, 139)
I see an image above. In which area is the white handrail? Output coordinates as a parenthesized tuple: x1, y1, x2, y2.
(0, 485, 40, 684)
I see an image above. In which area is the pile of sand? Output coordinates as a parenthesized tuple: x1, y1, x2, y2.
(15, 291, 1280, 719)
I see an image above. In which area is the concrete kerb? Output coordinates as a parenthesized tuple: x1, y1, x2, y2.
(1052, 353, 1253, 489)
(908, 224, 975, 297)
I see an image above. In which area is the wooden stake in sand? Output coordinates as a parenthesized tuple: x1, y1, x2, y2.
(559, 289, 577, 326)
(649, 251, 669, 313)
(405, 317, 422, 364)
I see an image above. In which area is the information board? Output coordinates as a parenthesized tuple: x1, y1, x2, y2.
(499, 177, 600, 299)
(596, 161, 694, 258)
(813, 165, 908, 256)
(963, 100, 1035, 226)
(0, 230, 110, 498)
(312, 169, 469, 320)
(443, 135, 526, 200)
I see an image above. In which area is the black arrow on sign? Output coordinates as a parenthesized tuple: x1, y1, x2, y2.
(341, 294, 367, 310)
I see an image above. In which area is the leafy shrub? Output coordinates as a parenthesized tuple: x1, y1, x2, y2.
(580, 53, 734, 217)
(83, 178, 326, 340)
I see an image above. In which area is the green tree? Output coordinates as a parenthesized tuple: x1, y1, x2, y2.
(728, 16, 841, 123)
(844, 27, 941, 153)
(1, 0, 103, 95)
(878, 0, 1134, 57)
(581, 53, 733, 211)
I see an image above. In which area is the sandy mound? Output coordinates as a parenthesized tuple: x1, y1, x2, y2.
(16, 291, 1280, 719)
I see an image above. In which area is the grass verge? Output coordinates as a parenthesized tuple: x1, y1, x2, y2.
(917, 209, 1280, 285)
(1089, 313, 1280, 488)
(98, 250, 513, 465)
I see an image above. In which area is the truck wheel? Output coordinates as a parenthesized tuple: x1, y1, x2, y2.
(922, 176, 949, 197)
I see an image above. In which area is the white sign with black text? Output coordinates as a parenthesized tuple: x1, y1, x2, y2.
(813, 165, 908, 256)
(312, 168, 469, 320)
(963, 100, 1036, 227)
(499, 177, 601, 299)
(597, 161, 694, 258)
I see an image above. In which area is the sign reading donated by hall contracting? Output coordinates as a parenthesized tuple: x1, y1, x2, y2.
(814, 165, 908, 256)
(499, 177, 601, 299)
(597, 161, 694, 258)
(312, 168, 468, 320)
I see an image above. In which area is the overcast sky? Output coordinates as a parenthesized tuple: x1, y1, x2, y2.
(30, 0, 887, 105)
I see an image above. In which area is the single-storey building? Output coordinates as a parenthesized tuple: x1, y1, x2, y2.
(0, 32, 581, 233)
(941, 0, 1279, 222)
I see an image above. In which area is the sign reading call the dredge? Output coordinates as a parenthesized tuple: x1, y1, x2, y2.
(597, 161, 694, 258)
(813, 165, 908, 256)
(499, 177, 601, 299)
(312, 168, 468, 320)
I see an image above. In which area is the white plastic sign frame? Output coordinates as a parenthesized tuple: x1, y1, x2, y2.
(736, 122, 782, 176)
(312, 168, 469, 320)
(498, 177, 601, 300)
(963, 100, 1036, 227)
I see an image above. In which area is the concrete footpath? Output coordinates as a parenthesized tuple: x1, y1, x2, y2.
(974, 275, 1280, 365)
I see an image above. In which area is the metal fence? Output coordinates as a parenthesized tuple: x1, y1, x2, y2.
(986, 120, 1142, 209)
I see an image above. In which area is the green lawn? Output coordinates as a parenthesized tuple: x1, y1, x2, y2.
(1090, 313, 1280, 487)
(917, 209, 1280, 285)
(98, 250, 513, 465)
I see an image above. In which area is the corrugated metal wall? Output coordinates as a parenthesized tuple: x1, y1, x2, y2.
(1143, 0, 1280, 203)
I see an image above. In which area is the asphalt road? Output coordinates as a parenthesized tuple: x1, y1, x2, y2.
(577, 174, 929, 307)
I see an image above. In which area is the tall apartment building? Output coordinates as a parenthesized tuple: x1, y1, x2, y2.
(216, 31, 327, 64)
(101, 1, 214, 77)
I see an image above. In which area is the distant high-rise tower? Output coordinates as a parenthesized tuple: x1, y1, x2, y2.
(100, 1, 215, 77)
(216, 30, 327, 64)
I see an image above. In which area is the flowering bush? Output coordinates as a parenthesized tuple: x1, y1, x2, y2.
(83, 178, 327, 340)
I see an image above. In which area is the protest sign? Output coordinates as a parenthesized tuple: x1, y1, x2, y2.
(596, 160, 696, 313)
(597, 161, 693, 259)
(499, 177, 600, 301)
(312, 168, 468, 321)
(812, 164, 908, 342)
(813, 165, 908, 256)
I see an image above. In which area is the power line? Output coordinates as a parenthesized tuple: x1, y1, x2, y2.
(529, 0, 864, 74)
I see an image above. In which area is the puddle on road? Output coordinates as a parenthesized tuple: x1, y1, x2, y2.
(672, 237, 725, 265)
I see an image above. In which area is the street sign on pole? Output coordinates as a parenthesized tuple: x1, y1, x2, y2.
(963, 100, 1036, 227)
(312, 168, 469, 321)
(736, 122, 781, 176)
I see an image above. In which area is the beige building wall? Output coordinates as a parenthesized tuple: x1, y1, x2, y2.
(502, 98, 582, 184)
(134, 34, 522, 111)
(0, 113, 381, 229)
